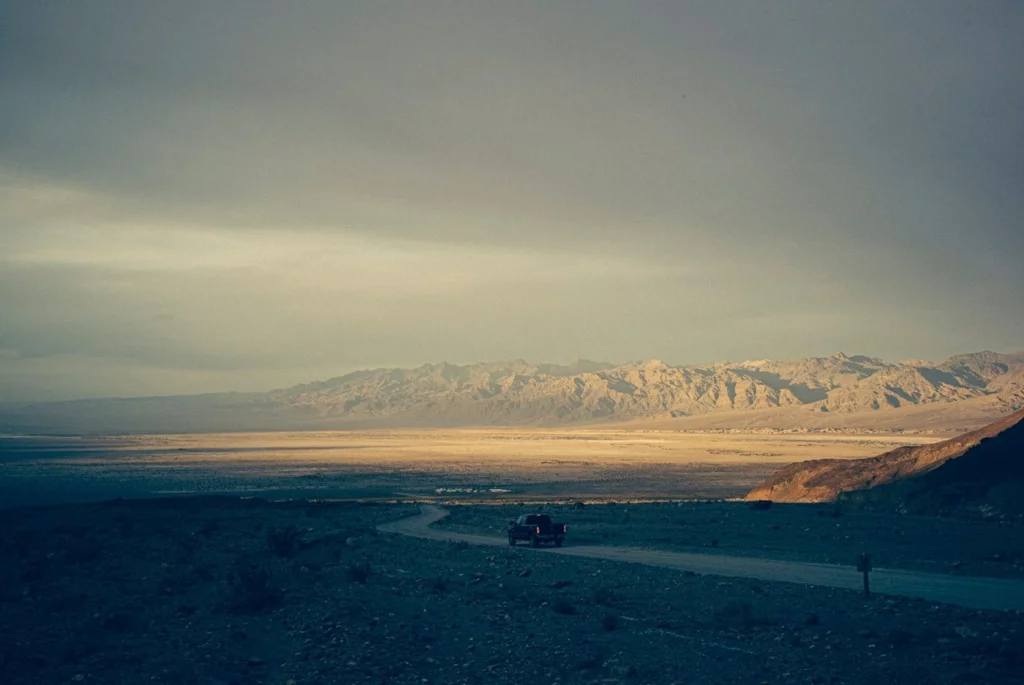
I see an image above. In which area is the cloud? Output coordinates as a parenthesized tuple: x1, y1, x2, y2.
(1, 1, 1022, 399)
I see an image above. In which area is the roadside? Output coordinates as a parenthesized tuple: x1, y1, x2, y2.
(382, 505, 1024, 612)
(436, 500, 1024, 579)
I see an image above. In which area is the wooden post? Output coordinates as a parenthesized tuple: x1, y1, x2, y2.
(857, 553, 872, 598)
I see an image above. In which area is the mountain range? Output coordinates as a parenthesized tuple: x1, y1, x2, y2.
(2, 350, 1022, 434)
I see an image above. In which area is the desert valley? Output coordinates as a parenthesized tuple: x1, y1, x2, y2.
(4, 3, 1024, 683)
(3, 351, 1024, 683)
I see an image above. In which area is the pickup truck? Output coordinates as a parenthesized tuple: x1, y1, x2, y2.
(508, 513, 567, 547)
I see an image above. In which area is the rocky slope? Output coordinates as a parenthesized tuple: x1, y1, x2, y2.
(746, 407, 1024, 504)
(2, 351, 1022, 433)
(848, 409, 1024, 517)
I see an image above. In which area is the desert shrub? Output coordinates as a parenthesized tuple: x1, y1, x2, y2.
(887, 629, 914, 647)
(575, 651, 604, 671)
(474, 586, 497, 602)
(591, 586, 615, 606)
(177, 533, 200, 558)
(552, 599, 576, 615)
(226, 565, 281, 613)
(713, 601, 773, 630)
(158, 571, 197, 596)
(265, 525, 300, 557)
(21, 562, 45, 583)
(63, 537, 103, 565)
(101, 613, 136, 633)
(346, 561, 372, 584)
(46, 595, 88, 614)
(601, 613, 620, 631)
(12, 529, 36, 557)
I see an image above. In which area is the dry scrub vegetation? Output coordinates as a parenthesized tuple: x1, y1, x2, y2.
(1, 497, 1023, 685)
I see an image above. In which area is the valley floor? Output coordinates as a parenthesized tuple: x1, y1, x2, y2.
(0, 429, 940, 507)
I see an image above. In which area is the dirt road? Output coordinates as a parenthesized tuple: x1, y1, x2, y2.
(379, 505, 1024, 612)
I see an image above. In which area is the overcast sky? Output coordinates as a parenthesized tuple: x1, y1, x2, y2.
(2, 1, 1023, 401)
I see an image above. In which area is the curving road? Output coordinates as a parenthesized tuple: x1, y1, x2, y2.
(379, 505, 1024, 612)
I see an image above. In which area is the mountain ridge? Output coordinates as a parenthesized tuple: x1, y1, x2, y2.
(2, 350, 1022, 434)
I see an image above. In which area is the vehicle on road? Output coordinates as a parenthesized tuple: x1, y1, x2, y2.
(508, 513, 567, 547)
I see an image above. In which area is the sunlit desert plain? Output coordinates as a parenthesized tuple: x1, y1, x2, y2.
(0, 429, 942, 508)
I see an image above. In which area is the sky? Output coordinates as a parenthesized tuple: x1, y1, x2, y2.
(2, 1, 1023, 401)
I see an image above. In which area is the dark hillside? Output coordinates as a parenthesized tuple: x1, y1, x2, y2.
(747, 408, 1024, 504)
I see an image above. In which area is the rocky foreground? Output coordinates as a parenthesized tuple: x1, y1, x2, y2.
(2, 497, 1023, 685)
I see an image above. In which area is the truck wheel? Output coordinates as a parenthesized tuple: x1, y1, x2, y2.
(530, 535, 539, 548)
(508, 535, 516, 546)
(554, 538, 563, 548)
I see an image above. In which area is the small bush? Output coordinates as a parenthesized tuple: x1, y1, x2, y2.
(63, 537, 103, 565)
(21, 562, 45, 583)
(101, 613, 136, 633)
(553, 599, 576, 615)
(266, 525, 300, 557)
(347, 561, 372, 584)
(591, 586, 615, 606)
(13, 529, 36, 557)
(713, 601, 773, 630)
(601, 613, 620, 631)
(227, 566, 281, 613)
(576, 652, 604, 671)
(888, 629, 914, 647)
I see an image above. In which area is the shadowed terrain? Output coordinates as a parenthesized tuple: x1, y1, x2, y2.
(748, 408, 1024, 506)
(2, 497, 1023, 685)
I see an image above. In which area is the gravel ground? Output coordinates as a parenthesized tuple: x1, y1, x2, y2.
(438, 500, 1024, 579)
(1, 497, 1022, 685)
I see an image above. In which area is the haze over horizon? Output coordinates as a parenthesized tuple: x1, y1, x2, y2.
(3, 2, 1024, 402)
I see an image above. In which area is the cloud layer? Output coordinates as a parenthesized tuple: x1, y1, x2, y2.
(2, 1, 1023, 400)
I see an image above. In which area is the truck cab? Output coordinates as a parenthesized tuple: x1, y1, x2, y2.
(508, 513, 567, 547)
